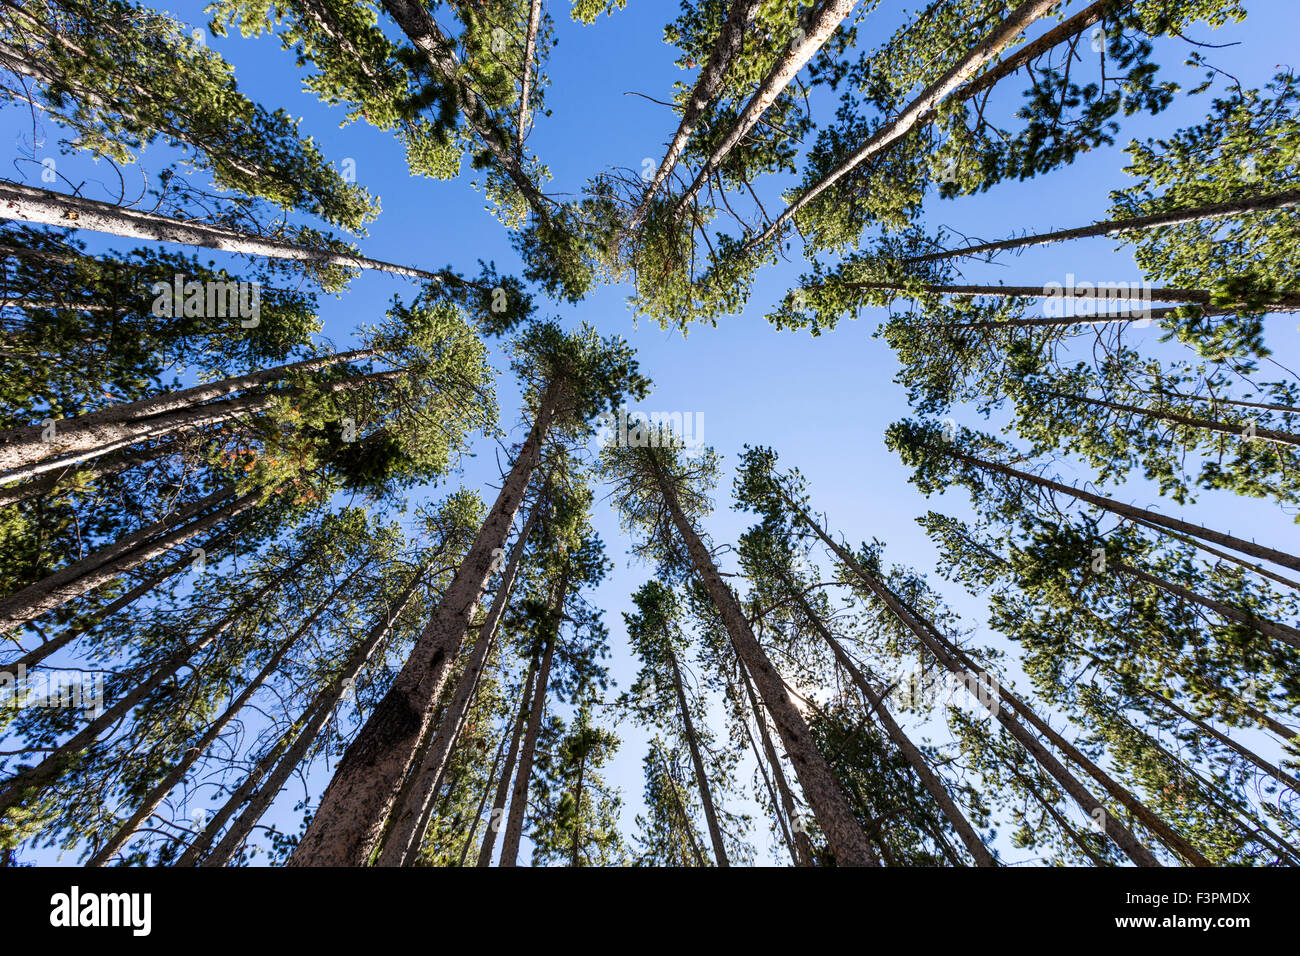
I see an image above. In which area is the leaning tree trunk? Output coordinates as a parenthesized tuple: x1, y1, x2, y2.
(87, 560, 368, 865)
(783, 490, 1181, 866)
(0, 182, 447, 281)
(733, 673, 802, 864)
(790, 583, 996, 866)
(650, 455, 876, 866)
(0, 437, 178, 510)
(0, 348, 377, 475)
(671, 0, 856, 221)
(630, 0, 760, 226)
(288, 384, 560, 866)
(0, 484, 265, 636)
(477, 658, 539, 867)
(378, 496, 543, 866)
(499, 580, 567, 868)
(903, 188, 1300, 264)
(188, 563, 430, 867)
(750, 0, 1061, 250)
(940, 444, 1300, 574)
(666, 645, 729, 866)
(0, 555, 303, 816)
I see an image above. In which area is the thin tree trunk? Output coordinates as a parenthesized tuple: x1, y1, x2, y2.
(477, 658, 538, 867)
(380, 0, 553, 227)
(1114, 561, 1300, 650)
(499, 624, 560, 867)
(667, 646, 728, 866)
(569, 749, 587, 867)
(780, 489, 1173, 866)
(739, 657, 815, 866)
(1011, 763, 1110, 866)
(516, 0, 543, 153)
(630, 0, 760, 226)
(0, 438, 178, 510)
(458, 726, 509, 866)
(750, 0, 1061, 249)
(845, 281, 1300, 310)
(190, 563, 430, 867)
(650, 455, 876, 866)
(0, 484, 264, 636)
(671, 0, 857, 222)
(1041, 389, 1300, 449)
(0, 349, 377, 474)
(0, 182, 447, 281)
(0, 555, 303, 814)
(791, 585, 996, 865)
(904, 189, 1300, 263)
(939, 444, 1300, 573)
(287, 384, 559, 866)
(88, 560, 368, 865)
(731, 672, 801, 864)
(379, 496, 543, 866)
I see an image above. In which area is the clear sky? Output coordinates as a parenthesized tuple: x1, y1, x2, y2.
(8, 0, 1299, 865)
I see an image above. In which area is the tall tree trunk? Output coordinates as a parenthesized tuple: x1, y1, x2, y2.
(289, 388, 559, 865)
(780, 489, 1176, 866)
(499, 624, 560, 868)
(516, 0, 543, 153)
(189, 563, 430, 867)
(630, 0, 761, 226)
(379, 497, 543, 866)
(666, 645, 728, 866)
(88, 560, 368, 865)
(0, 182, 446, 280)
(649, 455, 876, 866)
(846, 281, 1300, 310)
(904, 189, 1300, 264)
(790, 583, 996, 865)
(0, 438, 178, 510)
(569, 748, 587, 867)
(1114, 561, 1300, 650)
(939, 444, 1300, 573)
(0, 484, 265, 636)
(671, 0, 857, 222)
(750, 0, 1061, 249)
(458, 725, 510, 866)
(1010, 763, 1110, 866)
(5, 518, 242, 673)
(477, 658, 539, 867)
(0, 349, 377, 474)
(379, 0, 553, 227)
(732, 674, 801, 864)
(0, 555, 304, 815)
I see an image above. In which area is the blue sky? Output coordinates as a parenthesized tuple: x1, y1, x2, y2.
(8, 0, 1300, 865)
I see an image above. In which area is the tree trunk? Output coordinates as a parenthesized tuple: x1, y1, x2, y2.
(1114, 561, 1300, 650)
(88, 559, 368, 865)
(378, 496, 543, 866)
(904, 189, 1300, 264)
(288, 386, 559, 866)
(0, 484, 264, 636)
(0, 438, 178, 510)
(733, 674, 801, 864)
(0, 349, 377, 475)
(941, 444, 1300, 573)
(1042, 389, 1300, 449)
(189, 563, 430, 867)
(499, 624, 559, 867)
(630, 0, 760, 226)
(791, 584, 996, 865)
(569, 749, 587, 867)
(650, 455, 876, 866)
(516, 0, 543, 153)
(750, 0, 1061, 249)
(671, 0, 856, 222)
(0, 554, 304, 815)
(0, 182, 446, 280)
(780, 490, 1174, 866)
(667, 645, 728, 866)
(458, 726, 510, 866)
(477, 658, 538, 867)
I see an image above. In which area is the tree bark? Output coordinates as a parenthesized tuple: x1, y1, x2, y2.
(288, 385, 559, 866)
(0, 182, 447, 280)
(498, 623, 560, 867)
(666, 645, 728, 866)
(189, 563, 430, 867)
(378, 496, 543, 866)
(650, 454, 876, 866)
(477, 658, 538, 867)
(750, 0, 1061, 249)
